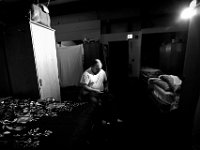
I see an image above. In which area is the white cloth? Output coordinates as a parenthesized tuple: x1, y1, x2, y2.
(80, 67, 107, 91)
(57, 44, 84, 87)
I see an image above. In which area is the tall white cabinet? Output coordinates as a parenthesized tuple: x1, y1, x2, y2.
(4, 21, 61, 101)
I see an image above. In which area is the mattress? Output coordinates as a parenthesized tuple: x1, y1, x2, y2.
(140, 67, 163, 84)
(141, 67, 162, 77)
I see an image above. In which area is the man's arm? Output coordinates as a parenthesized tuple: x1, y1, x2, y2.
(80, 83, 102, 94)
(103, 80, 109, 92)
(103, 71, 109, 92)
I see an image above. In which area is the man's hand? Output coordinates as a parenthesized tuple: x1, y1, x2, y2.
(104, 86, 109, 93)
(95, 89, 103, 93)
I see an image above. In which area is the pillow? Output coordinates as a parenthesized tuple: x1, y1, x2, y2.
(159, 75, 182, 92)
(148, 78, 171, 91)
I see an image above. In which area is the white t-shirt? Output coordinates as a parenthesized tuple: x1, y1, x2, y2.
(80, 67, 107, 91)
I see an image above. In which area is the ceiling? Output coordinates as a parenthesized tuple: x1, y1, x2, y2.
(0, 0, 191, 24)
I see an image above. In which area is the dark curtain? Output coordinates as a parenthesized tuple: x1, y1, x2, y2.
(99, 44, 108, 73)
(0, 27, 12, 97)
(83, 41, 104, 70)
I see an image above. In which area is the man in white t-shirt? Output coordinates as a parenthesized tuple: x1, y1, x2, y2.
(80, 59, 108, 99)
(80, 59, 122, 125)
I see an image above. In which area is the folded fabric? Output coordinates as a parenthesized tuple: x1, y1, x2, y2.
(141, 67, 163, 78)
(153, 84, 175, 103)
(159, 75, 182, 92)
(148, 78, 171, 91)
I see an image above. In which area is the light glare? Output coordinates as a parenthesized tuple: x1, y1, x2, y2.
(180, 7, 197, 19)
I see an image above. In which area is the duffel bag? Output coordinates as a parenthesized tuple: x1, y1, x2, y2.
(30, 3, 51, 27)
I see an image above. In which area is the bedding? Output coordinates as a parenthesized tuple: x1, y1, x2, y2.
(152, 84, 180, 111)
(140, 67, 163, 78)
(140, 68, 182, 112)
(148, 78, 171, 91)
(140, 67, 163, 85)
(153, 84, 175, 104)
(159, 75, 182, 92)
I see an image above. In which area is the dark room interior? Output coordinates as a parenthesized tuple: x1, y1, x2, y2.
(0, 0, 199, 150)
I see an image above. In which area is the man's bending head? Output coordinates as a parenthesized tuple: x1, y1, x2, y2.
(91, 59, 102, 75)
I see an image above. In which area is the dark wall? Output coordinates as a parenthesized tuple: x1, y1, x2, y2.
(0, 27, 12, 97)
(3, 22, 39, 98)
(83, 41, 101, 70)
(179, 8, 200, 143)
(141, 33, 173, 68)
(141, 32, 187, 77)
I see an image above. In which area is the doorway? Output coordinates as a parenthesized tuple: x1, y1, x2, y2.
(107, 40, 129, 98)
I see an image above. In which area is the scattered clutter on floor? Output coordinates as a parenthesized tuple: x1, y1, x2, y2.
(0, 96, 88, 149)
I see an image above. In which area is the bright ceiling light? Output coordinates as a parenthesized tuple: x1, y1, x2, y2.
(180, 7, 197, 19)
(127, 34, 133, 39)
(180, 0, 198, 20)
(190, 0, 197, 8)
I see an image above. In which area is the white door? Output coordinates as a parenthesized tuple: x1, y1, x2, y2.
(30, 22, 61, 101)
